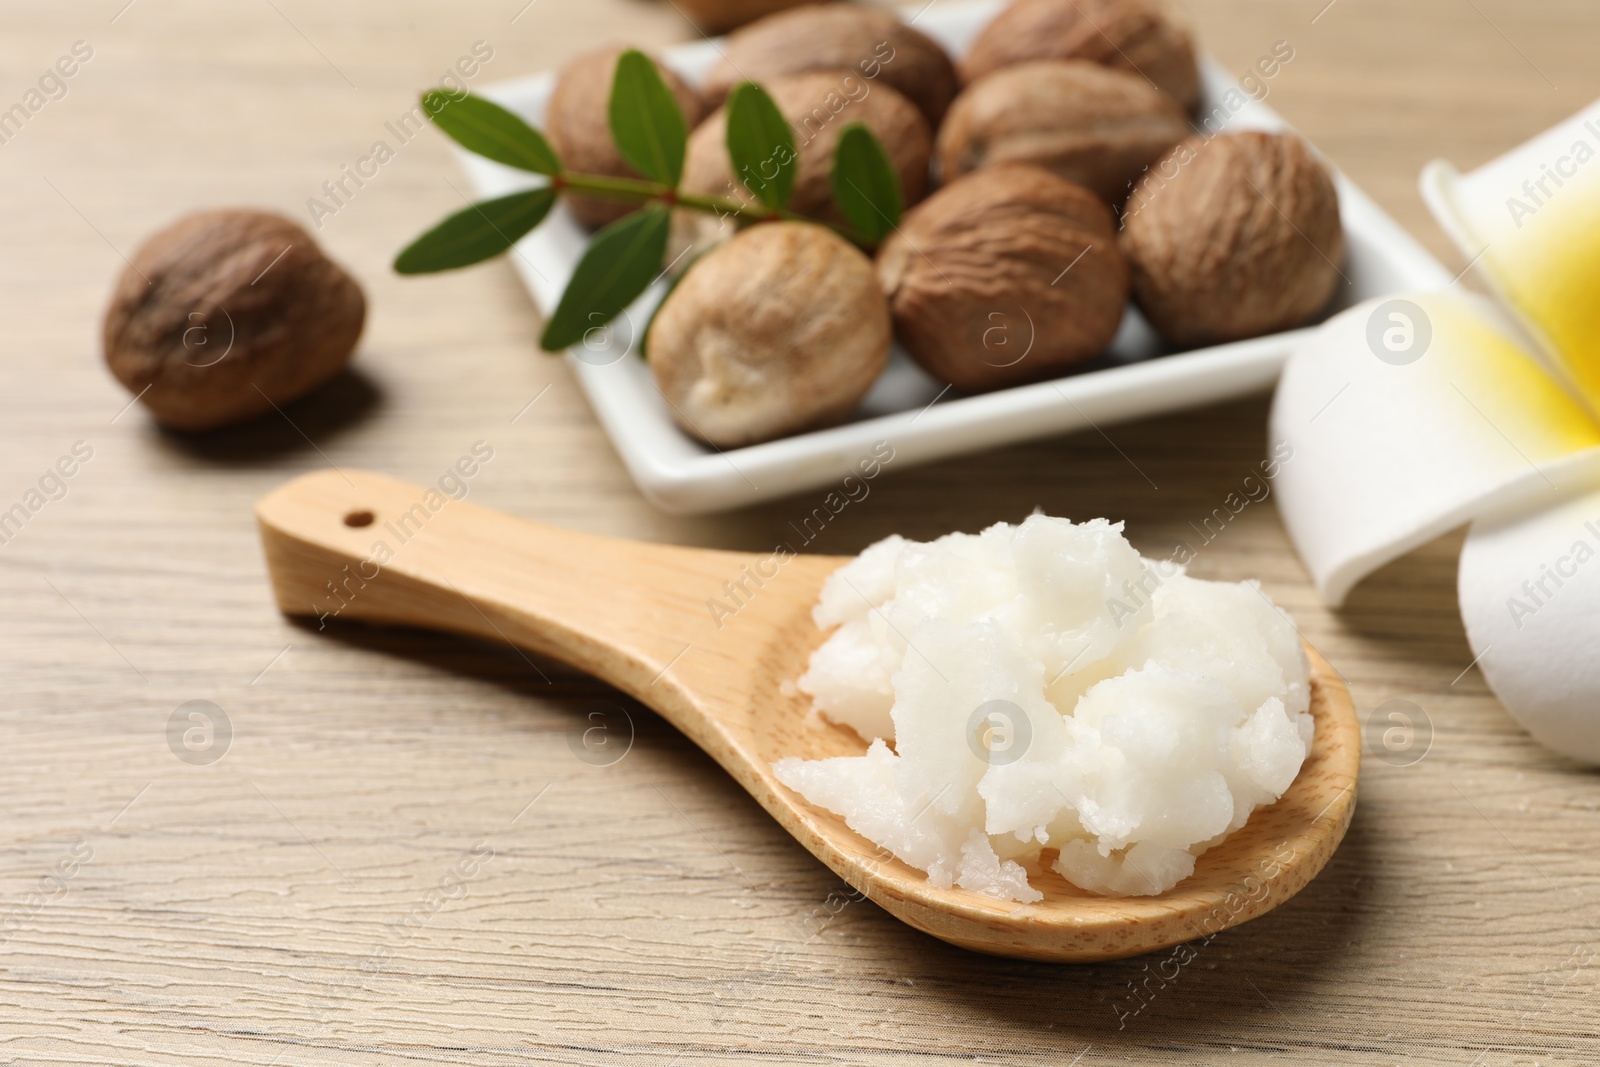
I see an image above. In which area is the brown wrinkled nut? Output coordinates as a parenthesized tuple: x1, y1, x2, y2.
(937, 60, 1188, 206)
(877, 165, 1129, 392)
(545, 47, 706, 230)
(672, 0, 832, 33)
(1120, 131, 1345, 347)
(648, 222, 890, 448)
(701, 4, 959, 126)
(102, 210, 365, 432)
(673, 71, 931, 261)
(962, 0, 1201, 112)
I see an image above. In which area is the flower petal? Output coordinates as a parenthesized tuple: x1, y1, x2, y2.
(1422, 100, 1600, 407)
(1270, 290, 1600, 606)
(1459, 488, 1600, 764)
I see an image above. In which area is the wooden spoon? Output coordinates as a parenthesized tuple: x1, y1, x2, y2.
(257, 469, 1359, 962)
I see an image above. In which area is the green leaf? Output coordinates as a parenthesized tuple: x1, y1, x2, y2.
(540, 204, 672, 352)
(607, 50, 688, 186)
(422, 90, 561, 175)
(724, 82, 796, 209)
(830, 123, 903, 246)
(393, 187, 557, 274)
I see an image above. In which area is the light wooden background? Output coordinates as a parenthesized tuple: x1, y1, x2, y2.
(2, 0, 1597, 1063)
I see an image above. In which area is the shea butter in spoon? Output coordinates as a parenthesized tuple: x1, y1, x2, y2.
(776, 515, 1312, 901)
(258, 471, 1357, 962)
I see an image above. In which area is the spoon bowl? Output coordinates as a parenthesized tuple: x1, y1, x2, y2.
(258, 469, 1359, 962)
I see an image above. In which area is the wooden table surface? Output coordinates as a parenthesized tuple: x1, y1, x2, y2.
(3, 0, 1597, 1063)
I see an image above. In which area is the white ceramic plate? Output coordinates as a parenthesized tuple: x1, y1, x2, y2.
(458, 0, 1452, 514)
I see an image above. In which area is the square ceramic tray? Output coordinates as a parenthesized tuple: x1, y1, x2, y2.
(458, 0, 1452, 514)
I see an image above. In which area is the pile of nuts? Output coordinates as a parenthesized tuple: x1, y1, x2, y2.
(103, 0, 1344, 445)
(96, 0, 1344, 446)
(557, 0, 1346, 448)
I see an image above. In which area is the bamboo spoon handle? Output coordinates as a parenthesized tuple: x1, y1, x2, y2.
(254, 469, 757, 703)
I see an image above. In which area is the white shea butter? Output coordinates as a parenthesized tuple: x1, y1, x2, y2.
(773, 515, 1313, 901)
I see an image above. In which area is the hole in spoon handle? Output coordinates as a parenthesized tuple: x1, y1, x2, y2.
(255, 468, 741, 700)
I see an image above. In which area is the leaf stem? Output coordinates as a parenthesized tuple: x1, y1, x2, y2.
(675, 190, 786, 222)
(556, 172, 793, 223)
(554, 171, 670, 203)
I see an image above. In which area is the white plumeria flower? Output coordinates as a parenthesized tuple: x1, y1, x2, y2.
(1272, 98, 1600, 763)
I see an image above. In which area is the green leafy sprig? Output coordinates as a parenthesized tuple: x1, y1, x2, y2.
(394, 50, 904, 353)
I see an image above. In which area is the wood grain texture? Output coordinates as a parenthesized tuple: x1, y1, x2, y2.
(2, 0, 1598, 1063)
